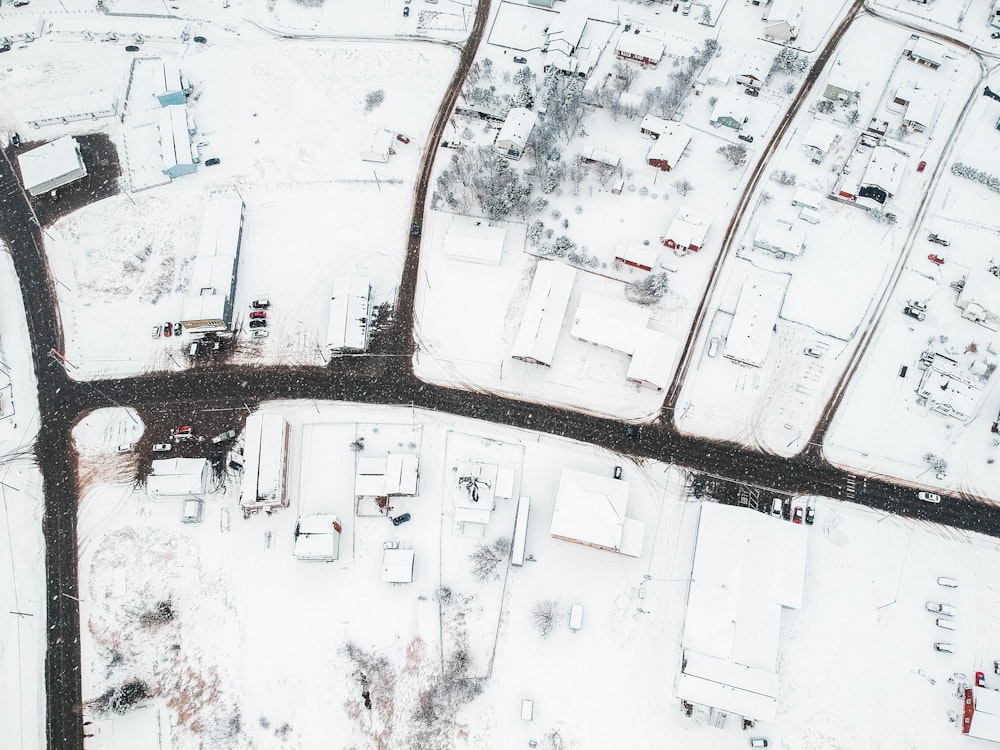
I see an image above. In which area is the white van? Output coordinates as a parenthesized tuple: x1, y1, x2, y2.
(771, 497, 782, 517)
(937, 577, 959, 588)
(936, 618, 956, 631)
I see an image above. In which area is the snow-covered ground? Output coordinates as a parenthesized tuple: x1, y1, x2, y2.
(73, 400, 1000, 749)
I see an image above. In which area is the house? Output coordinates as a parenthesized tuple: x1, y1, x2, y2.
(964, 687, 1000, 741)
(571, 291, 650, 355)
(662, 208, 711, 252)
(495, 107, 537, 159)
(452, 460, 500, 536)
(800, 119, 840, 163)
(753, 222, 806, 259)
(382, 548, 415, 583)
(992, 0, 1000, 31)
(179, 198, 243, 334)
(545, 13, 586, 56)
(823, 62, 861, 104)
(152, 59, 188, 106)
(762, 0, 802, 42)
(640, 115, 672, 138)
(710, 94, 749, 130)
(146, 458, 212, 498)
(355, 453, 420, 508)
(956, 269, 1000, 328)
(361, 129, 392, 163)
(511, 260, 576, 366)
(915, 353, 983, 420)
(615, 33, 665, 67)
(905, 35, 944, 69)
(894, 86, 937, 132)
(614, 244, 658, 272)
(443, 220, 506, 265)
(736, 49, 775, 91)
(327, 276, 372, 355)
(626, 329, 679, 391)
(579, 148, 622, 170)
(857, 145, 905, 206)
(240, 412, 290, 514)
(791, 188, 823, 211)
(293, 514, 342, 561)
(617, 91, 644, 114)
(23, 90, 118, 129)
(16, 136, 87, 197)
(646, 123, 693, 171)
(676, 504, 807, 723)
(549, 468, 645, 556)
(725, 274, 787, 368)
(158, 104, 197, 178)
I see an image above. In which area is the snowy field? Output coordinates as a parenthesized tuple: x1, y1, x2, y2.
(71, 400, 1000, 749)
(259, 0, 474, 42)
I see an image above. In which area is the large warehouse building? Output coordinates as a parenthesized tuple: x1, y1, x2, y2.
(16, 136, 88, 197)
(179, 198, 244, 334)
(240, 412, 290, 515)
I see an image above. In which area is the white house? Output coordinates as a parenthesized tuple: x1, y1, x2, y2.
(615, 34, 665, 67)
(361, 129, 393, 163)
(763, 0, 802, 42)
(956, 270, 1000, 328)
(16, 136, 87, 196)
(179, 198, 243, 334)
(710, 94, 749, 130)
(662, 208, 711, 252)
(858, 145, 905, 206)
(293, 514, 342, 561)
(327, 276, 372, 355)
(736, 49, 775, 91)
(549, 468, 644, 556)
(676, 504, 807, 723)
(511, 260, 576, 366)
(823, 61, 861, 104)
(725, 275, 787, 368)
(545, 12, 586, 56)
(496, 107, 537, 159)
(894, 86, 937, 132)
(240, 412, 290, 513)
(146, 458, 212, 498)
(800, 119, 840, 163)
(915, 353, 983, 421)
(753, 223, 806, 259)
(626, 329, 679, 391)
(158, 104, 197, 178)
(571, 291, 650, 355)
(443, 220, 506, 265)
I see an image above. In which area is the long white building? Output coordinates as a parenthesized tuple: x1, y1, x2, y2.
(326, 276, 372, 355)
(240, 412, 290, 513)
(179, 198, 244, 334)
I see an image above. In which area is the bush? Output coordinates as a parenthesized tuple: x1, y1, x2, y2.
(625, 272, 670, 305)
(364, 89, 385, 112)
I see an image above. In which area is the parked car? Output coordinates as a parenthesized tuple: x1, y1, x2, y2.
(750, 740, 769, 749)
(792, 506, 804, 524)
(249, 319, 267, 329)
(708, 337, 721, 357)
(391, 512, 411, 526)
(125, 44, 140, 52)
(173, 322, 182, 336)
(936, 618, 956, 631)
(903, 306, 926, 321)
(513, 56, 528, 64)
(738, 133, 754, 143)
(781, 497, 791, 521)
(411, 222, 422, 237)
(993, 31, 1000, 39)
(918, 491, 941, 503)
(613, 465, 623, 480)
(181, 498, 204, 524)
(804, 346, 822, 358)
(907, 299, 927, 311)
(13, 0, 30, 6)
(682, 2, 691, 15)
(211, 429, 237, 444)
(403, 6, 409, 16)
(164, 321, 172, 337)
(396, 133, 410, 144)
(917, 160, 927, 172)
(204, 157, 221, 166)
(771, 497, 782, 517)
(937, 576, 959, 588)
(151, 325, 160, 339)
(152, 443, 172, 452)
(743, 87, 760, 97)
(978, 671, 987, 687)
(928, 233, 950, 246)
(117, 443, 134, 453)
(805, 504, 816, 525)
(172, 426, 193, 436)
(926, 601, 957, 617)
(927, 253, 945, 266)
(249, 310, 266, 319)
(251, 298, 270, 308)
(933, 642, 954, 653)
(252, 330, 269, 339)
(192, 35, 207, 43)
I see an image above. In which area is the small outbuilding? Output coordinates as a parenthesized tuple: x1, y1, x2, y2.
(293, 514, 343, 561)
(361, 129, 393, 163)
(443, 220, 506, 265)
(146, 457, 212, 498)
(614, 244, 658, 272)
(579, 148, 622, 170)
(16, 136, 87, 196)
(496, 107, 537, 159)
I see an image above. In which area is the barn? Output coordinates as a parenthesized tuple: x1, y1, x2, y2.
(16, 136, 87, 197)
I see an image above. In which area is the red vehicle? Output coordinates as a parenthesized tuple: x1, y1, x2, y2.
(792, 506, 804, 524)
(396, 133, 410, 144)
(163, 321, 172, 337)
(917, 160, 927, 173)
(977, 671, 987, 688)
(928, 254, 945, 266)
(171, 426, 192, 435)
(249, 310, 266, 319)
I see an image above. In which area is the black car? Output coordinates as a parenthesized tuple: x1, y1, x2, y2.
(513, 56, 527, 64)
(391, 512, 411, 526)
(744, 87, 760, 97)
(204, 157, 221, 166)
(411, 223, 421, 237)
(805, 505, 816, 525)
(193, 35, 207, 44)
(903, 306, 926, 321)
(125, 45, 140, 52)
(173, 322, 182, 336)
(249, 319, 267, 329)
(403, 6, 409, 16)
(781, 498, 792, 521)
(738, 133, 754, 143)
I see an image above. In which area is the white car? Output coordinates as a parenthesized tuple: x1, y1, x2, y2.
(926, 601, 956, 617)
(918, 491, 941, 503)
(152, 443, 172, 452)
(117, 443, 134, 453)
(937, 576, 959, 588)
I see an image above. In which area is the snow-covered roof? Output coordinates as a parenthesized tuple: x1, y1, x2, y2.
(241, 412, 288, 508)
(354, 453, 419, 497)
(615, 33, 664, 62)
(909, 36, 945, 66)
(753, 224, 806, 256)
(581, 147, 621, 168)
(677, 503, 807, 722)
(571, 290, 651, 355)
(958, 269, 1000, 314)
(614, 244, 658, 270)
(646, 123, 692, 166)
(452, 461, 498, 512)
(511, 260, 575, 366)
(765, 0, 802, 23)
(861, 146, 905, 196)
(626, 329, 679, 390)
(16, 136, 86, 195)
(361, 129, 392, 162)
(158, 104, 195, 172)
(825, 60, 860, 94)
(497, 107, 537, 149)
(23, 90, 118, 127)
(725, 275, 786, 367)
(801, 119, 840, 154)
(791, 188, 824, 209)
(550, 468, 631, 553)
(969, 688, 1000, 741)
(197, 198, 244, 259)
(618, 92, 644, 112)
(293, 514, 341, 561)
(181, 199, 242, 331)
(179, 292, 225, 324)
(382, 548, 414, 583)
(916, 358, 983, 420)
(327, 276, 371, 352)
(710, 94, 748, 125)
(738, 49, 775, 82)
(153, 59, 184, 99)
(147, 458, 210, 497)
(900, 87, 937, 128)
(665, 208, 712, 249)
(640, 115, 671, 135)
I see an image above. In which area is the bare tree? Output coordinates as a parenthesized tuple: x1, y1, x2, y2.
(717, 143, 748, 168)
(532, 600, 560, 639)
(469, 537, 511, 583)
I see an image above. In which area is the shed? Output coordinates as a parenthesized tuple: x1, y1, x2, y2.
(293, 514, 343, 561)
(571, 290, 650, 355)
(549, 468, 644, 556)
(327, 276, 371, 355)
(580, 148, 621, 169)
(16, 136, 87, 196)
(444, 220, 506, 265)
(361, 129, 393, 162)
(800, 119, 840, 163)
(753, 223, 806, 259)
(496, 107, 537, 159)
(626, 329, 679, 391)
(382, 548, 415, 583)
(710, 94, 748, 130)
(511, 496, 531, 566)
(146, 457, 212, 498)
(614, 244, 658, 272)
(662, 208, 711, 252)
(646, 123, 693, 171)
(736, 49, 775, 90)
(511, 260, 576, 366)
(158, 104, 197, 178)
(725, 275, 786, 368)
(615, 34, 665, 67)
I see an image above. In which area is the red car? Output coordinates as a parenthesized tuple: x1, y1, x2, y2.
(171, 426, 192, 435)
(978, 671, 987, 688)
(163, 321, 172, 337)
(927, 254, 945, 266)
(396, 133, 410, 144)
(792, 506, 804, 524)
(917, 160, 927, 173)
(249, 310, 266, 319)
